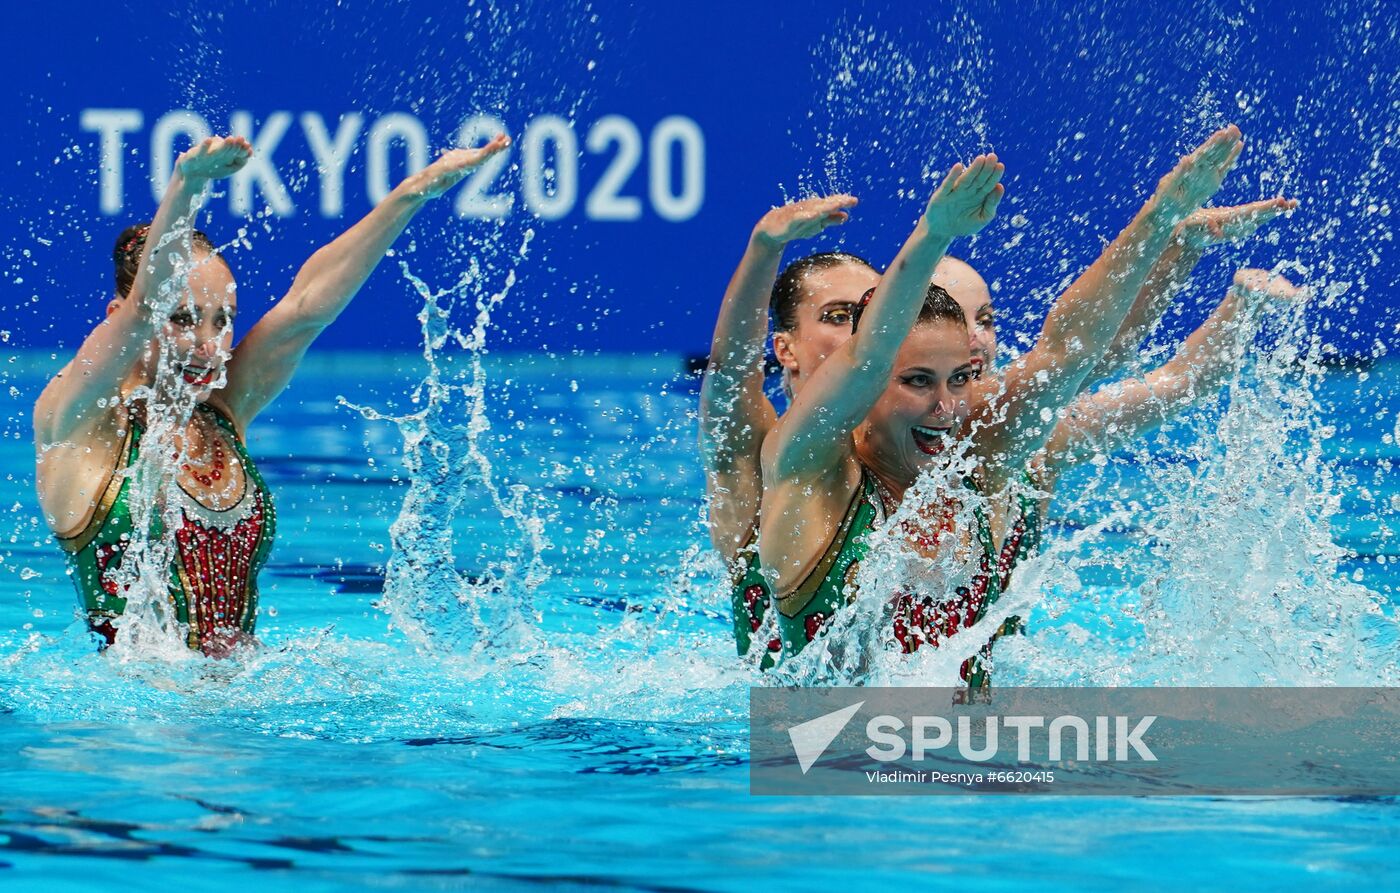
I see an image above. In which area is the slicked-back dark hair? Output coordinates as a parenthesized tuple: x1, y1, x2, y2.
(915, 282, 967, 329)
(770, 251, 877, 332)
(850, 283, 966, 334)
(112, 223, 227, 299)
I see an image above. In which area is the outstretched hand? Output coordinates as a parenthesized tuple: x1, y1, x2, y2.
(1150, 125, 1244, 225)
(923, 153, 1005, 238)
(175, 136, 253, 182)
(1232, 267, 1310, 304)
(410, 133, 512, 200)
(752, 194, 858, 248)
(1179, 197, 1299, 249)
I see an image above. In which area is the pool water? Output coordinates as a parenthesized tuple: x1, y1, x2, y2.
(1, 349, 1397, 891)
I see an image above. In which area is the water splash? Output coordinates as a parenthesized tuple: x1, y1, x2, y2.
(999, 278, 1400, 686)
(102, 195, 239, 665)
(796, 13, 993, 201)
(344, 229, 551, 657)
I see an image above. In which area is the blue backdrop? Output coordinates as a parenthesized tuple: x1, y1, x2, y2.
(2, 0, 1395, 359)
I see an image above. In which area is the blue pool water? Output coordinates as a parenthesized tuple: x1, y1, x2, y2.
(1, 349, 1398, 890)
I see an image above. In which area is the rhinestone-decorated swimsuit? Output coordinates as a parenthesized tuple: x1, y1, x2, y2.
(56, 403, 276, 653)
(730, 467, 1039, 688)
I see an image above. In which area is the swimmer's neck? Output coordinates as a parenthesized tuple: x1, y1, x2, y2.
(855, 435, 970, 509)
(873, 467, 909, 507)
(854, 443, 914, 505)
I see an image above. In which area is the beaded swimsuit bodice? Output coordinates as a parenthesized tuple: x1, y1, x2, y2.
(57, 403, 276, 653)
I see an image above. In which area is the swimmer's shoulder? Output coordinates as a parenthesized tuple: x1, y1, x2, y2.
(34, 400, 134, 538)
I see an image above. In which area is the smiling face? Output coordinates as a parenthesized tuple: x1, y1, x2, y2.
(854, 319, 978, 490)
(933, 256, 996, 373)
(114, 252, 238, 400)
(772, 260, 880, 396)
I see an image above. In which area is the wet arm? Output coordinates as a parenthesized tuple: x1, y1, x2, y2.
(35, 139, 251, 443)
(1083, 237, 1204, 382)
(976, 127, 1242, 474)
(223, 137, 510, 424)
(1041, 281, 1272, 477)
(700, 195, 857, 474)
(698, 233, 782, 475)
(1085, 197, 1297, 384)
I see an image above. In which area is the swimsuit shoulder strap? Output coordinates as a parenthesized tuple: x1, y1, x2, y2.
(1012, 468, 1043, 554)
(964, 474, 998, 562)
(200, 401, 241, 438)
(776, 464, 879, 618)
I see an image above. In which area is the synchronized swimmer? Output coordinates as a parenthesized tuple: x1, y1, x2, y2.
(33, 131, 509, 656)
(700, 124, 1302, 686)
(32, 116, 1303, 684)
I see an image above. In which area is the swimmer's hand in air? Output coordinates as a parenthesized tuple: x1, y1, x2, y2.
(1148, 125, 1243, 226)
(922, 153, 1005, 238)
(1231, 268, 1309, 304)
(408, 133, 512, 200)
(752, 194, 859, 248)
(218, 131, 511, 425)
(174, 135, 254, 182)
(1178, 197, 1299, 249)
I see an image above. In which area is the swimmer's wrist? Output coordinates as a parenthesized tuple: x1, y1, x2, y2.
(388, 177, 435, 208)
(1143, 194, 1198, 232)
(912, 221, 954, 254)
(167, 169, 212, 197)
(1170, 219, 1212, 250)
(748, 229, 786, 254)
(1226, 284, 1268, 306)
(917, 209, 964, 244)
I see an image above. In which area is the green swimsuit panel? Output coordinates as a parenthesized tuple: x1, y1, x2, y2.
(732, 468, 1041, 688)
(730, 469, 881, 664)
(56, 403, 277, 651)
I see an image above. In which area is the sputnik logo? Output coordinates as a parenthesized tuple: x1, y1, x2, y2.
(788, 701, 865, 774)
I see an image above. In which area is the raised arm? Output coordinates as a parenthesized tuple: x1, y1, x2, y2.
(766, 156, 1004, 483)
(972, 125, 1243, 478)
(699, 195, 857, 473)
(1086, 196, 1298, 382)
(1041, 268, 1308, 479)
(700, 194, 856, 558)
(220, 134, 511, 426)
(34, 137, 252, 445)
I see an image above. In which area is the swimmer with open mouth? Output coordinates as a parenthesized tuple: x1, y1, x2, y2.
(703, 125, 1300, 685)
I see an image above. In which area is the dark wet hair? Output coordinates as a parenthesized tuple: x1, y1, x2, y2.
(770, 251, 877, 332)
(850, 283, 965, 335)
(113, 223, 228, 299)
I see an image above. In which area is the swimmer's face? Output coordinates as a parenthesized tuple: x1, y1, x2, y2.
(856, 320, 977, 484)
(772, 261, 879, 396)
(116, 252, 237, 399)
(934, 257, 996, 373)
